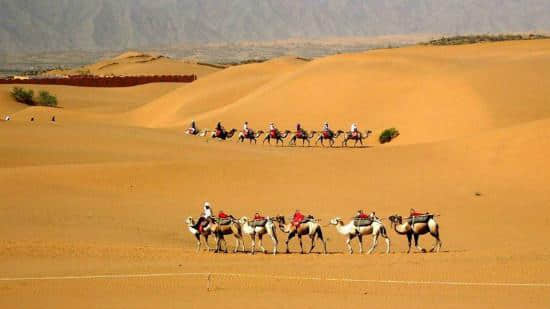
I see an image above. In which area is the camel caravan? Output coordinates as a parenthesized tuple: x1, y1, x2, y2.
(186, 120, 375, 147)
(187, 203, 442, 255)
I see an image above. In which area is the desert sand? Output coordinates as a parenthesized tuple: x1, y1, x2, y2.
(1, 40, 550, 308)
(44, 51, 221, 78)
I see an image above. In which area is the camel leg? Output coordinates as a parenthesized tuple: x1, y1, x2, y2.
(250, 234, 256, 255)
(299, 236, 304, 254)
(430, 232, 442, 253)
(233, 237, 239, 253)
(195, 234, 201, 253)
(346, 236, 353, 254)
(413, 234, 426, 253)
(269, 228, 278, 255)
(204, 234, 212, 251)
(406, 233, 412, 253)
(308, 234, 316, 253)
(285, 230, 296, 253)
(367, 234, 378, 254)
(329, 139, 334, 147)
(258, 233, 266, 253)
(357, 234, 363, 254)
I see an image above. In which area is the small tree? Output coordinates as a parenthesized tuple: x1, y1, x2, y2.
(379, 128, 400, 144)
(36, 90, 58, 107)
(10, 87, 34, 105)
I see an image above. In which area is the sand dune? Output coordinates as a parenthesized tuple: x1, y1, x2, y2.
(44, 52, 221, 78)
(1, 40, 550, 308)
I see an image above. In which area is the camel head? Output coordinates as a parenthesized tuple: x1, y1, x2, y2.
(329, 217, 342, 225)
(274, 215, 286, 224)
(185, 216, 195, 226)
(239, 216, 249, 224)
(388, 215, 402, 224)
(365, 130, 373, 137)
(336, 130, 345, 134)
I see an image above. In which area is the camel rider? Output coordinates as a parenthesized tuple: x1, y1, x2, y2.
(296, 123, 304, 138)
(351, 123, 358, 137)
(254, 212, 266, 221)
(189, 120, 197, 134)
(410, 208, 427, 218)
(355, 209, 369, 219)
(269, 122, 277, 137)
(322, 121, 331, 137)
(195, 201, 213, 232)
(243, 121, 251, 137)
(216, 121, 225, 134)
(291, 209, 305, 231)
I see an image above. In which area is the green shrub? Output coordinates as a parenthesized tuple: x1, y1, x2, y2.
(10, 87, 58, 107)
(36, 90, 58, 107)
(379, 128, 400, 144)
(10, 87, 35, 105)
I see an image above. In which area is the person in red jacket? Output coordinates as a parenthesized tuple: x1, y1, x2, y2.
(218, 210, 230, 219)
(410, 208, 427, 217)
(292, 209, 305, 229)
(253, 212, 265, 221)
(355, 210, 370, 219)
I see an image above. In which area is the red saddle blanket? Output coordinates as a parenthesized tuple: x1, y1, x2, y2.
(323, 131, 331, 138)
(270, 130, 278, 138)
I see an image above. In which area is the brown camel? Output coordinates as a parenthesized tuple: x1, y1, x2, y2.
(262, 130, 291, 145)
(275, 215, 327, 254)
(209, 128, 237, 141)
(388, 214, 442, 253)
(238, 130, 264, 144)
(208, 217, 245, 253)
(288, 130, 317, 146)
(315, 130, 344, 147)
(342, 130, 372, 147)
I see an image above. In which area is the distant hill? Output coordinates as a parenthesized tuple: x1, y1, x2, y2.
(1, 0, 549, 53)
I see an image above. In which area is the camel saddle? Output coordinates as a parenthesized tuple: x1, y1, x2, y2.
(217, 218, 233, 225)
(408, 214, 433, 225)
(270, 130, 278, 138)
(353, 218, 373, 227)
(250, 219, 267, 227)
(322, 131, 332, 138)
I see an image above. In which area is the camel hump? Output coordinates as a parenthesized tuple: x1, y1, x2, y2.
(217, 218, 233, 225)
(408, 214, 433, 225)
(353, 218, 373, 227)
(250, 219, 267, 228)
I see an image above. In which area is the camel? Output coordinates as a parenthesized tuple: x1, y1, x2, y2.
(185, 216, 213, 252)
(185, 128, 208, 136)
(388, 214, 442, 253)
(239, 217, 278, 255)
(262, 130, 291, 145)
(209, 128, 237, 141)
(237, 130, 264, 144)
(315, 130, 344, 147)
(208, 217, 245, 253)
(275, 215, 327, 254)
(329, 216, 390, 254)
(288, 130, 317, 146)
(342, 130, 372, 147)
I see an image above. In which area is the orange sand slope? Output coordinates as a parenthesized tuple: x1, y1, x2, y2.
(44, 51, 221, 78)
(1, 40, 550, 308)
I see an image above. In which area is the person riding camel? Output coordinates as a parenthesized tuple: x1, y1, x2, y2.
(243, 121, 251, 138)
(194, 201, 213, 232)
(296, 123, 304, 138)
(322, 121, 331, 138)
(269, 122, 278, 138)
(350, 123, 359, 138)
(216, 122, 224, 137)
(355, 209, 370, 219)
(410, 208, 428, 218)
(291, 209, 306, 231)
(188, 120, 197, 134)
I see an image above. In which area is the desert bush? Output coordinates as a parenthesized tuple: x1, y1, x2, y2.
(36, 90, 58, 107)
(422, 34, 548, 46)
(10, 87, 58, 107)
(379, 128, 400, 144)
(10, 87, 34, 105)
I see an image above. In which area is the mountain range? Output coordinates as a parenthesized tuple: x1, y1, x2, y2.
(1, 0, 549, 53)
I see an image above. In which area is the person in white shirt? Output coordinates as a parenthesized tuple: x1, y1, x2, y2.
(351, 123, 358, 136)
(203, 202, 213, 218)
(195, 201, 213, 231)
(243, 121, 250, 137)
(269, 122, 277, 137)
(322, 122, 329, 132)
